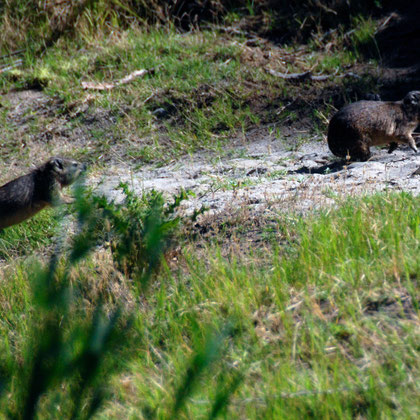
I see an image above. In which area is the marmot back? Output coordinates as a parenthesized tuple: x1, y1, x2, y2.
(327, 91, 420, 161)
(0, 157, 86, 229)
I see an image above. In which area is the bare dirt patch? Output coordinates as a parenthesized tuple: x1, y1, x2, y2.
(92, 125, 420, 226)
(0, 89, 121, 182)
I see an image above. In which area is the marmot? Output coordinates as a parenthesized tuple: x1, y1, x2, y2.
(327, 91, 420, 161)
(0, 157, 86, 229)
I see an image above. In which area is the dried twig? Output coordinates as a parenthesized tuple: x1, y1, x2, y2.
(0, 49, 25, 61)
(82, 69, 152, 91)
(0, 59, 23, 74)
(266, 69, 314, 81)
(205, 24, 248, 36)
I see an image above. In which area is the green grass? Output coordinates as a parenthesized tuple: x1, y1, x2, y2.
(0, 208, 58, 260)
(1, 28, 271, 162)
(118, 192, 419, 419)
(305, 14, 381, 75)
(0, 192, 418, 418)
(351, 16, 380, 59)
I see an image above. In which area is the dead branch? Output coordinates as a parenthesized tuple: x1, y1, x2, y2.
(0, 49, 25, 61)
(266, 68, 361, 82)
(82, 69, 151, 91)
(0, 59, 23, 74)
(266, 69, 313, 81)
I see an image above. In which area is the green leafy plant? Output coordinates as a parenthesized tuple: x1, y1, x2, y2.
(0, 185, 227, 419)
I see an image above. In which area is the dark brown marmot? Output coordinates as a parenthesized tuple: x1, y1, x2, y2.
(327, 91, 420, 161)
(0, 157, 86, 229)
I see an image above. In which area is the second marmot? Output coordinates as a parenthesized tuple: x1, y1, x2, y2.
(328, 91, 420, 161)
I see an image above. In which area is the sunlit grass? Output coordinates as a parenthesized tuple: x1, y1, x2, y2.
(0, 192, 418, 418)
(0, 208, 58, 260)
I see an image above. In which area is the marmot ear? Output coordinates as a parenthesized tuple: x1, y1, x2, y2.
(51, 157, 64, 170)
(404, 91, 420, 107)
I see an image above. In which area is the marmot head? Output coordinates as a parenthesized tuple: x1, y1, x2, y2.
(403, 91, 420, 120)
(46, 157, 86, 187)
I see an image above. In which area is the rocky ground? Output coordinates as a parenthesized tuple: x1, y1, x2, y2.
(92, 127, 420, 217)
